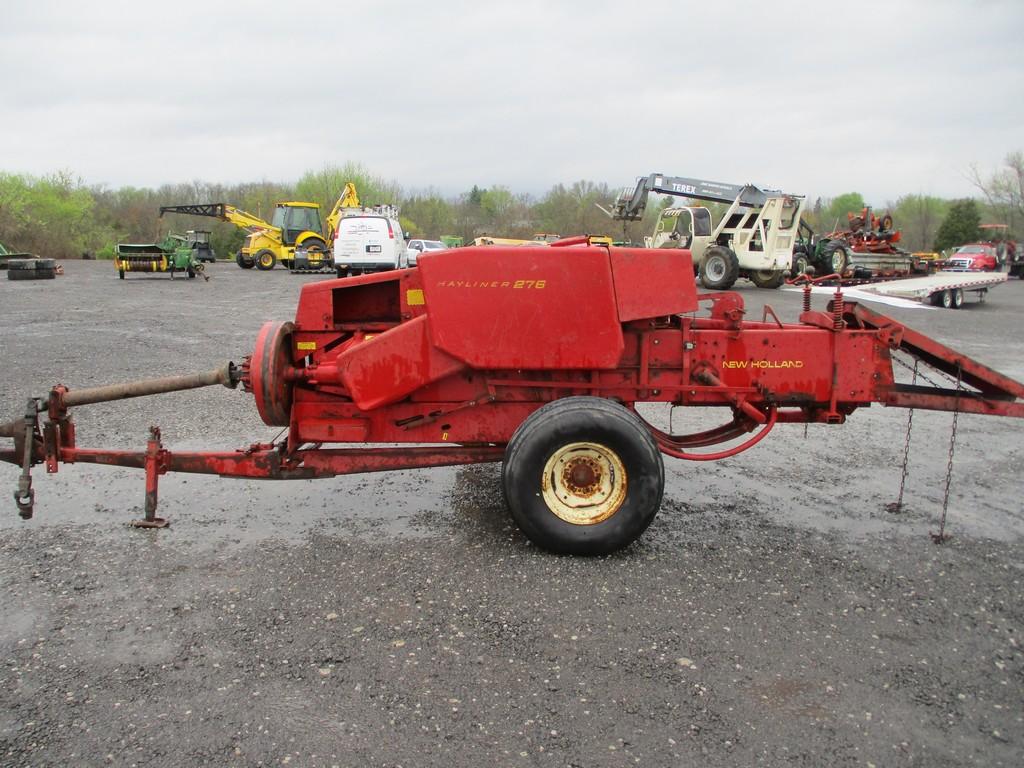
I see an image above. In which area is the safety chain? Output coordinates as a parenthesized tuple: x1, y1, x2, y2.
(932, 362, 961, 544)
(886, 359, 919, 513)
(892, 352, 953, 390)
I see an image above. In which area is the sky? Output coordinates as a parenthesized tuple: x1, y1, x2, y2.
(1, 0, 1022, 204)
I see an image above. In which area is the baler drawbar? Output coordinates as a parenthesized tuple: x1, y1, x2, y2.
(3, 242, 1022, 553)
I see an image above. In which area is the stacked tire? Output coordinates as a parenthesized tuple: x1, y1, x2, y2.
(7, 258, 56, 281)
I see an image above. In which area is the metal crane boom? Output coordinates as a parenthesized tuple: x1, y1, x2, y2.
(159, 203, 279, 234)
(607, 173, 774, 221)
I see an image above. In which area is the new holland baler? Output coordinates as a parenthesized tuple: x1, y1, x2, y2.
(2, 239, 1022, 554)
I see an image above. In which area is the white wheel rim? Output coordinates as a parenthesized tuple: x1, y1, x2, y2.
(706, 257, 726, 281)
(541, 442, 627, 525)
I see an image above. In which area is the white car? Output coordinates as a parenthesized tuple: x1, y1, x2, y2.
(333, 213, 407, 277)
(405, 239, 447, 266)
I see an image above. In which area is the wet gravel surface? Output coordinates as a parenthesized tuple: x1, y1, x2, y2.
(1, 261, 1022, 767)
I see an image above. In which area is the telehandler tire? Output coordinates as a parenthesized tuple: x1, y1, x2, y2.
(502, 396, 664, 555)
(699, 246, 740, 290)
(749, 269, 787, 289)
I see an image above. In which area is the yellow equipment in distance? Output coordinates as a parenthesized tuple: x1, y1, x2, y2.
(159, 182, 361, 271)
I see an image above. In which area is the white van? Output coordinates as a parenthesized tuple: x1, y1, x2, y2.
(333, 211, 407, 277)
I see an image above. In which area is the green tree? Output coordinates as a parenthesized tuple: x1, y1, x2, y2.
(296, 163, 401, 215)
(933, 199, 981, 252)
(891, 194, 949, 252)
(536, 181, 616, 239)
(402, 193, 455, 238)
(0, 171, 111, 258)
(819, 192, 866, 233)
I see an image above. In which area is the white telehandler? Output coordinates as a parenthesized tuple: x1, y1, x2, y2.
(603, 174, 806, 290)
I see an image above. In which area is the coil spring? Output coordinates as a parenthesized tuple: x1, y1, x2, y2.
(832, 288, 845, 329)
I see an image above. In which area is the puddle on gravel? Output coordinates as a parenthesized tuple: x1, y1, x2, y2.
(0, 458, 504, 551)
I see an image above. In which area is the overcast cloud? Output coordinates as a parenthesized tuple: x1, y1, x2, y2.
(1, 0, 1022, 203)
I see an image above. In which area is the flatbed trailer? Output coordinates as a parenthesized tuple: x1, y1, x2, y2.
(856, 270, 1008, 309)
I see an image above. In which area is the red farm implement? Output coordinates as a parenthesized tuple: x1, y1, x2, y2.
(3, 239, 1023, 553)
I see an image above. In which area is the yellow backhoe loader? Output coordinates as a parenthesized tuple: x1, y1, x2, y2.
(160, 183, 361, 272)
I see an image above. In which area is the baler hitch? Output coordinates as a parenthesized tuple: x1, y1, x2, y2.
(13, 398, 39, 519)
(2, 363, 242, 525)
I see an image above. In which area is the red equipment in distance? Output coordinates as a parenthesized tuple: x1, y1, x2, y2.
(3, 242, 1023, 554)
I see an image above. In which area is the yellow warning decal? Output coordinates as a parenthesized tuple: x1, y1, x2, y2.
(297, 341, 317, 351)
(406, 288, 425, 306)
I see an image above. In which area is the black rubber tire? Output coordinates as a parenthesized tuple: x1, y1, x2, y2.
(941, 289, 953, 309)
(186, 267, 196, 279)
(790, 251, 810, 278)
(8, 267, 54, 280)
(952, 288, 964, 309)
(119, 269, 125, 280)
(823, 240, 850, 275)
(6, 258, 38, 271)
(698, 246, 740, 290)
(502, 396, 664, 555)
(301, 241, 327, 272)
(236, 252, 255, 269)
(33, 258, 56, 270)
(749, 269, 786, 289)
(335, 265, 349, 279)
(255, 250, 277, 271)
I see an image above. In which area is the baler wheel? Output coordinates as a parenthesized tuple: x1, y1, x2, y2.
(502, 397, 664, 555)
(246, 320, 296, 427)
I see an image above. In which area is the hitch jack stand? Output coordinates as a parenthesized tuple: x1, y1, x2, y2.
(131, 426, 169, 529)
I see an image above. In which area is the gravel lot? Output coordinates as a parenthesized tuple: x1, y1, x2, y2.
(1, 260, 1022, 767)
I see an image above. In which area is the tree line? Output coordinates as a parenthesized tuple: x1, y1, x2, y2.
(1, 155, 1022, 261)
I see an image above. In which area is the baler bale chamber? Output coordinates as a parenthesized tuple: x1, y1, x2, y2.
(3, 240, 1023, 554)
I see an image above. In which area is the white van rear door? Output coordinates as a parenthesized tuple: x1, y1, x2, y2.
(336, 218, 391, 262)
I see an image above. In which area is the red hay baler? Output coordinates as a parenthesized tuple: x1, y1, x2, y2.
(3, 240, 1023, 554)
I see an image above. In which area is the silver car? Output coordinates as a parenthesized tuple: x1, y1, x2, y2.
(405, 239, 446, 266)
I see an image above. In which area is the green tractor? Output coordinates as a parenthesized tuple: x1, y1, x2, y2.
(790, 220, 824, 278)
